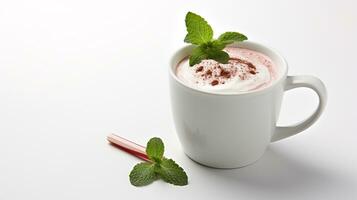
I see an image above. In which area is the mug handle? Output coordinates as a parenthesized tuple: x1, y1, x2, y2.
(271, 75, 327, 142)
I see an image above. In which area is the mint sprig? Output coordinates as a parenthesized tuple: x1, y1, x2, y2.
(184, 12, 248, 66)
(129, 137, 188, 186)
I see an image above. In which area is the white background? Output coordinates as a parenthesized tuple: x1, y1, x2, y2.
(0, 0, 356, 199)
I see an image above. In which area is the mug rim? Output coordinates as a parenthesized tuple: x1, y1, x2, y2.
(169, 41, 288, 96)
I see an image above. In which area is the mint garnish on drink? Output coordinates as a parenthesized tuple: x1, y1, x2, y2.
(129, 137, 188, 186)
(184, 12, 248, 66)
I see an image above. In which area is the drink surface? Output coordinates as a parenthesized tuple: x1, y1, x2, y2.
(176, 47, 277, 94)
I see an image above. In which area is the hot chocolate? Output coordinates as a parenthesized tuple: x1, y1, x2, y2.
(176, 47, 277, 94)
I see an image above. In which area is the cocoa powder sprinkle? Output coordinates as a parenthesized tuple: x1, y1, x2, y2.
(220, 69, 231, 78)
(191, 57, 259, 86)
(211, 80, 219, 86)
(196, 66, 203, 72)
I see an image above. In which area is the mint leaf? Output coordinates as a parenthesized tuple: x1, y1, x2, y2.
(210, 40, 226, 50)
(207, 50, 230, 64)
(184, 12, 213, 45)
(129, 162, 156, 186)
(200, 41, 225, 53)
(189, 47, 207, 66)
(218, 32, 247, 45)
(146, 137, 164, 161)
(189, 41, 227, 66)
(189, 45, 229, 66)
(155, 158, 188, 186)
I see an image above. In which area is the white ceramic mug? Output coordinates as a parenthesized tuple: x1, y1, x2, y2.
(169, 41, 327, 168)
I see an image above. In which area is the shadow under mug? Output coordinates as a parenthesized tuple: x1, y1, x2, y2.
(169, 41, 327, 168)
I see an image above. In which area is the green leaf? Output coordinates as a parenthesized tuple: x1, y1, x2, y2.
(155, 158, 188, 186)
(210, 40, 226, 50)
(189, 47, 207, 66)
(129, 162, 156, 186)
(207, 50, 230, 64)
(217, 32, 247, 45)
(200, 41, 225, 53)
(184, 12, 213, 45)
(146, 137, 164, 161)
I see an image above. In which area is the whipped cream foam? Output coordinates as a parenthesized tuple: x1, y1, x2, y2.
(176, 47, 277, 94)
